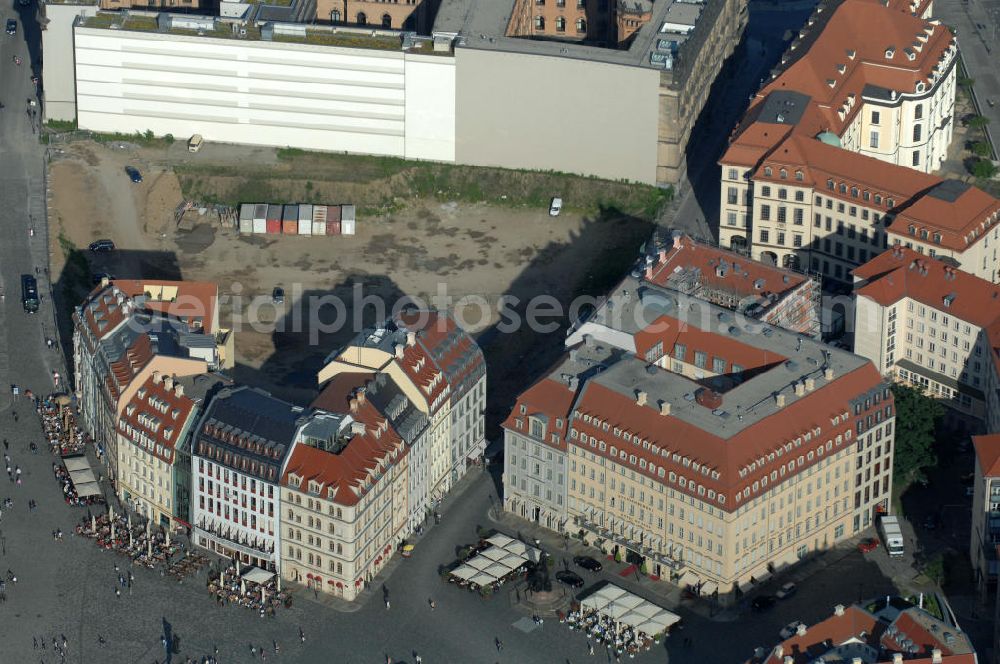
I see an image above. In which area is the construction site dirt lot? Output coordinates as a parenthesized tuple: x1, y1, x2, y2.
(47, 139, 659, 428)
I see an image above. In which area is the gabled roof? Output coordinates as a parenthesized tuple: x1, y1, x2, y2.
(287, 380, 407, 506)
(118, 372, 199, 464)
(853, 246, 1000, 330)
(397, 310, 486, 406)
(755, 0, 954, 138)
(973, 433, 1000, 478)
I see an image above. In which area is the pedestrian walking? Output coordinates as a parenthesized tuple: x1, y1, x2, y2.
(385, 599, 390, 610)
(428, 598, 436, 610)
(33, 637, 37, 650)
(495, 638, 503, 653)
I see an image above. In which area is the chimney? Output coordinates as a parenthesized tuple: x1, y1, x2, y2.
(775, 393, 786, 408)
(659, 399, 671, 416)
(174, 383, 184, 398)
(406, 330, 417, 347)
(394, 343, 405, 359)
(164, 375, 175, 391)
(932, 649, 942, 664)
(152, 371, 162, 384)
(659, 248, 668, 262)
(794, 381, 805, 397)
(893, 654, 904, 664)
(635, 390, 648, 407)
(357, 388, 367, 405)
(824, 367, 834, 381)
(349, 397, 358, 412)
(796, 623, 807, 637)
(100, 276, 110, 288)
(852, 658, 863, 664)
(773, 646, 784, 658)
(784, 658, 794, 664)
(351, 421, 366, 435)
(645, 266, 655, 280)
(834, 604, 845, 616)
(805, 377, 815, 392)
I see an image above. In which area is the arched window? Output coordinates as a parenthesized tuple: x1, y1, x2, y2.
(534, 15, 545, 29)
(555, 16, 566, 31)
(330, 9, 340, 21)
(576, 17, 586, 32)
(356, 11, 367, 25)
(381, 13, 392, 28)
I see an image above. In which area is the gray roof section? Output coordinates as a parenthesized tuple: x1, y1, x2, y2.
(364, 373, 429, 445)
(198, 385, 305, 477)
(565, 276, 872, 438)
(756, 90, 811, 126)
(433, 0, 705, 71)
(926, 179, 971, 203)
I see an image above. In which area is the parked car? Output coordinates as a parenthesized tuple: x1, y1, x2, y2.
(573, 556, 603, 572)
(6, 19, 16, 36)
(858, 537, 879, 553)
(88, 239, 115, 253)
(272, 287, 285, 304)
(125, 166, 143, 183)
(549, 197, 563, 217)
(751, 595, 777, 612)
(779, 621, 803, 640)
(555, 570, 585, 588)
(775, 582, 798, 600)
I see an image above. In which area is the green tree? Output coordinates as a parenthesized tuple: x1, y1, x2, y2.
(957, 76, 975, 88)
(967, 115, 991, 130)
(971, 158, 998, 179)
(890, 384, 942, 485)
(970, 141, 992, 158)
(923, 552, 945, 586)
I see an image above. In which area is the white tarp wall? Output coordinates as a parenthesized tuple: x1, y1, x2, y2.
(73, 27, 456, 162)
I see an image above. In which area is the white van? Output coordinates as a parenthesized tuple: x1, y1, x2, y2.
(188, 134, 204, 153)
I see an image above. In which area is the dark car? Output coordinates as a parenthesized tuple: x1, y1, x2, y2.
(573, 556, 603, 572)
(125, 166, 143, 183)
(751, 595, 777, 612)
(858, 537, 879, 553)
(555, 570, 585, 588)
(272, 287, 285, 304)
(6, 19, 16, 35)
(89, 239, 115, 252)
(21, 274, 39, 313)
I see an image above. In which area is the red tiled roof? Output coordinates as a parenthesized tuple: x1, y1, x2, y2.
(756, 0, 954, 139)
(761, 606, 878, 663)
(973, 433, 1000, 478)
(646, 234, 807, 298)
(289, 383, 406, 507)
(117, 372, 198, 465)
(633, 315, 789, 374)
(853, 247, 1000, 330)
(106, 334, 155, 403)
(889, 183, 1000, 251)
(112, 279, 219, 334)
(500, 373, 577, 450)
(396, 310, 485, 406)
(76, 284, 135, 353)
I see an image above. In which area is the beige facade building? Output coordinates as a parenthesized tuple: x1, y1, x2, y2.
(853, 246, 1000, 426)
(97, 0, 201, 9)
(504, 276, 894, 596)
(506, 0, 611, 43)
(718, 129, 1000, 284)
(280, 382, 410, 600)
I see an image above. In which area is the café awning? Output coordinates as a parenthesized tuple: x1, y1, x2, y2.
(241, 566, 274, 585)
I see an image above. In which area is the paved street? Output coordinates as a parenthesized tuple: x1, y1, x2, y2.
(932, 0, 1000, 156)
(660, 1, 815, 243)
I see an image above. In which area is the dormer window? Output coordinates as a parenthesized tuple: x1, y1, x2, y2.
(764, 166, 772, 177)
(885, 47, 895, 59)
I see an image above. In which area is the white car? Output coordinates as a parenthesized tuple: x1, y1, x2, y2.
(549, 197, 563, 217)
(779, 620, 803, 640)
(775, 582, 798, 599)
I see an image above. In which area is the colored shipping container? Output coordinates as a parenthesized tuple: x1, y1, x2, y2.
(298, 204, 313, 223)
(298, 218, 312, 235)
(312, 205, 327, 223)
(341, 218, 356, 235)
(326, 205, 342, 222)
(266, 204, 281, 223)
(283, 220, 298, 234)
(340, 204, 355, 223)
(282, 204, 298, 223)
(239, 203, 254, 223)
(266, 219, 282, 234)
(252, 218, 266, 234)
(239, 218, 254, 234)
(312, 221, 327, 236)
(341, 204, 356, 235)
(327, 219, 341, 236)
